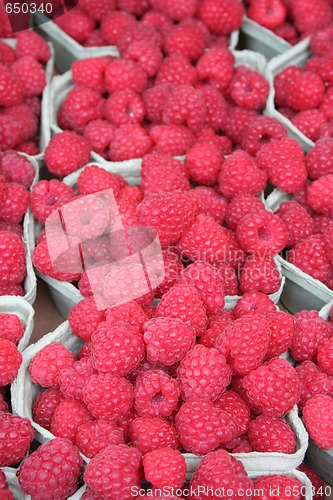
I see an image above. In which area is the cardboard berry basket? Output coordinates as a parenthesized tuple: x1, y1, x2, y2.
(22, 208, 37, 306)
(265, 38, 314, 152)
(264, 189, 333, 314)
(0, 296, 34, 352)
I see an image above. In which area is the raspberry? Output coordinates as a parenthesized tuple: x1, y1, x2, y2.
(141, 9, 173, 36)
(306, 137, 333, 180)
(143, 447, 186, 491)
(276, 200, 314, 248)
(234, 291, 276, 318)
(31, 179, 75, 225)
(156, 53, 198, 87)
(58, 357, 96, 401)
(0, 116, 23, 151)
(69, 298, 105, 343)
(178, 214, 229, 262)
(288, 235, 332, 283)
(78, 0, 115, 21)
(0, 221, 22, 238)
(254, 475, 303, 500)
(155, 250, 183, 298)
(163, 21, 205, 62)
(104, 59, 147, 95)
(0, 232, 26, 285)
(163, 85, 206, 134)
(117, 0, 150, 16)
(230, 436, 253, 453)
(138, 191, 195, 247)
(75, 419, 123, 459)
(218, 150, 267, 200)
(0, 339, 22, 386)
(214, 391, 251, 437)
(284, 70, 326, 111)
(175, 398, 237, 454)
(18, 438, 82, 498)
(0, 312, 24, 344)
(29, 343, 75, 389)
(55, 8, 95, 43)
(248, 414, 296, 453)
(0, 394, 9, 413)
(185, 143, 222, 186)
(32, 388, 63, 430)
(124, 40, 162, 77)
(265, 311, 295, 360)
(11, 56, 46, 97)
(150, 0, 197, 21)
(15, 31, 48, 63)
(0, 63, 23, 107)
(15, 141, 39, 156)
(33, 240, 82, 283)
(229, 66, 270, 110)
(319, 87, 333, 121)
(240, 255, 281, 294)
(297, 464, 325, 500)
(143, 317, 196, 366)
(241, 116, 287, 155)
(197, 87, 227, 132)
(0, 284, 24, 297)
(247, 0, 287, 29)
(134, 369, 179, 418)
(50, 398, 93, 442)
(177, 345, 232, 401)
(105, 301, 147, 332)
(44, 131, 91, 177)
(100, 11, 135, 45)
(291, 310, 332, 362)
(196, 48, 234, 91)
(215, 314, 271, 375)
(130, 416, 179, 454)
(292, 0, 333, 34)
(78, 166, 120, 198)
(82, 372, 133, 421)
(150, 124, 194, 156)
(215, 261, 239, 296)
(141, 154, 190, 196)
(142, 84, 174, 124)
(308, 174, 333, 216)
(199, 0, 244, 35)
(104, 90, 145, 128)
(313, 214, 333, 234)
(226, 194, 265, 231)
(191, 187, 228, 224)
(0, 413, 34, 467)
(109, 124, 152, 161)
(316, 337, 333, 376)
(296, 361, 333, 410)
(0, 182, 30, 224)
(223, 106, 258, 144)
(0, 40, 16, 64)
(303, 394, 333, 450)
(292, 110, 327, 142)
(59, 86, 104, 133)
(0, 151, 35, 188)
(199, 310, 235, 348)
(3, 103, 38, 143)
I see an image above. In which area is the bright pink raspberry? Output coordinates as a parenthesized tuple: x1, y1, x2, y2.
(230, 435, 253, 453)
(68, 297, 105, 342)
(247, 0, 286, 29)
(143, 447, 186, 490)
(214, 391, 251, 437)
(199, 310, 235, 349)
(163, 20, 206, 62)
(288, 234, 332, 283)
(0, 63, 23, 108)
(0, 284, 24, 297)
(190, 186, 228, 224)
(292, 0, 332, 35)
(265, 311, 295, 360)
(199, 0, 244, 34)
(142, 84, 174, 124)
(150, 124, 194, 156)
(143, 317, 195, 366)
(254, 475, 303, 500)
(0, 339, 22, 386)
(199, 85, 228, 131)
(0, 412, 34, 467)
(72, 56, 110, 91)
(54, 8, 95, 43)
(44, 131, 91, 177)
(58, 86, 104, 133)
(141, 9, 173, 36)
(0, 151, 35, 188)
(296, 361, 333, 410)
(156, 54, 198, 87)
(16, 30, 50, 63)
(196, 48, 234, 91)
(223, 106, 258, 144)
(214, 261, 239, 296)
(134, 369, 179, 418)
(109, 124, 152, 161)
(234, 291, 276, 318)
(162, 85, 206, 134)
(317, 337, 333, 376)
(117, 19, 161, 55)
(308, 174, 333, 216)
(124, 40, 162, 77)
(0, 312, 24, 344)
(104, 90, 145, 128)
(0, 231, 26, 286)
(32, 388, 63, 430)
(226, 194, 265, 231)
(141, 154, 190, 195)
(155, 250, 184, 298)
(276, 200, 314, 248)
(229, 66, 269, 110)
(83, 119, 115, 155)
(185, 143, 222, 186)
(75, 419, 124, 458)
(241, 115, 287, 155)
(150, 0, 197, 21)
(11, 56, 46, 97)
(303, 394, 333, 450)
(196, 128, 232, 156)
(100, 11, 135, 45)
(291, 310, 332, 362)
(33, 238, 82, 283)
(58, 357, 96, 401)
(0, 116, 24, 151)
(306, 137, 333, 180)
(0, 182, 30, 224)
(0, 221, 22, 238)
(292, 109, 327, 142)
(1, 103, 37, 145)
(248, 414, 296, 453)
(50, 398, 94, 443)
(319, 88, 333, 121)
(284, 70, 326, 111)
(240, 255, 281, 295)
(105, 301, 147, 332)
(77, 164, 120, 196)
(29, 343, 75, 389)
(31, 179, 75, 225)
(215, 314, 271, 375)
(104, 59, 147, 94)
(129, 416, 179, 454)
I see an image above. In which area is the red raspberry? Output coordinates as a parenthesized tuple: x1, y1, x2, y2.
(199, 0, 244, 35)
(69, 298, 105, 342)
(214, 391, 251, 437)
(240, 255, 281, 294)
(150, 124, 194, 156)
(313, 214, 333, 234)
(226, 194, 264, 231)
(292, 109, 327, 142)
(0, 221, 22, 238)
(58, 357, 96, 401)
(254, 475, 303, 500)
(105, 301, 147, 332)
(178, 214, 229, 262)
(117, 0, 150, 16)
(177, 345, 232, 401)
(18, 438, 82, 498)
(0, 116, 23, 151)
(143, 447, 186, 490)
(185, 143, 222, 186)
(11, 56, 46, 97)
(104, 90, 145, 128)
(142, 84, 174, 124)
(130, 416, 179, 454)
(0, 232, 26, 286)
(150, 0, 197, 21)
(78, 166, 120, 198)
(284, 70, 326, 111)
(223, 106, 258, 144)
(44, 131, 91, 177)
(241, 116, 287, 155)
(156, 54, 198, 86)
(306, 137, 333, 180)
(265, 311, 295, 360)
(199, 310, 235, 349)
(0, 413, 34, 467)
(109, 124, 152, 161)
(191, 187, 228, 224)
(292, 0, 332, 35)
(288, 235, 332, 283)
(0, 284, 24, 297)
(134, 369, 179, 418)
(319, 87, 333, 121)
(143, 317, 196, 366)
(76, 419, 123, 459)
(196, 48, 234, 91)
(29, 343, 75, 389)
(317, 337, 333, 375)
(175, 397, 237, 454)
(0, 182, 30, 224)
(31, 179, 75, 225)
(3, 103, 38, 143)
(72, 57, 110, 94)
(0, 312, 24, 344)
(141, 9, 173, 36)
(59, 86, 104, 133)
(54, 8, 95, 43)
(32, 388, 63, 430)
(155, 250, 184, 298)
(247, 0, 287, 29)
(243, 358, 300, 417)
(0, 151, 35, 188)
(198, 86, 228, 131)
(310, 26, 333, 56)
(162, 85, 206, 133)
(141, 154, 190, 195)
(104, 59, 147, 94)
(215, 261, 239, 295)
(163, 21, 205, 62)
(222, 228, 247, 270)
(230, 435, 253, 453)
(295, 361, 333, 410)
(33, 237, 83, 282)
(0, 339, 22, 386)
(50, 398, 94, 442)
(82, 372, 133, 421)
(291, 310, 332, 362)
(303, 394, 333, 450)
(215, 314, 271, 375)
(124, 41, 162, 77)
(0, 63, 23, 107)
(234, 291, 276, 318)
(138, 191, 195, 247)
(0, 40, 16, 64)
(218, 151, 267, 200)
(100, 11, 135, 45)
(229, 66, 269, 110)
(308, 174, 333, 216)
(15, 141, 39, 156)
(78, 0, 115, 21)
(196, 128, 232, 155)
(248, 414, 296, 453)
(276, 200, 314, 248)
(297, 464, 325, 500)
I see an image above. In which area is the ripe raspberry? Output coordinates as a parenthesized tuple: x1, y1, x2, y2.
(317, 337, 333, 376)
(156, 54, 198, 86)
(109, 124, 152, 161)
(150, 0, 197, 21)
(11, 56, 46, 97)
(150, 124, 194, 156)
(124, 40, 162, 77)
(0, 221, 22, 238)
(130, 416, 179, 454)
(163, 85, 206, 134)
(0, 116, 23, 151)
(297, 464, 325, 500)
(177, 345, 232, 401)
(240, 255, 281, 295)
(190, 187, 228, 224)
(141, 9, 173, 36)
(143, 447, 186, 490)
(0, 339, 22, 386)
(288, 235, 332, 283)
(78, 0, 115, 21)
(134, 369, 179, 418)
(292, 110, 327, 142)
(143, 317, 195, 366)
(77, 165, 120, 197)
(75, 419, 123, 458)
(0, 63, 23, 107)
(199, 0, 244, 35)
(18, 438, 82, 498)
(199, 310, 235, 349)
(16, 29, 50, 63)
(58, 357, 96, 401)
(224, 106, 258, 144)
(29, 343, 75, 389)
(0, 284, 24, 297)
(234, 291, 276, 318)
(175, 398, 237, 454)
(59, 86, 104, 133)
(82, 372, 133, 421)
(254, 475, 303, 500)
(303, 394, 333, 450)
(313, 214, 333, 235)
(105, 301, 147, 332)
(218, 150, 267, 200)
(226, 194, 264, 231)
(310, 25, 333, 56)
(163, 21, 205, 62)
(0, 232, 26, 285)
(72, 57, 110, 94)
(104, 59, 147, 94)
(196, 48, 234, 91)
(296, 361, 333, 410)
(284, 70, 325, 111)
(142, 84, 173, 124)
(247, 0, 286, 29)
(33, 240, 81, 283)
(319, 89, 333, 125)
(265, 311, 295, 360)
(32, 388, 63, 430)
(0, 182, 30, 224)
(141, 154, 189, 196)
(50, 398, 93, 443)
(230, 435, 253, 453)
(185, 143, 222, 186)
(15, 141, 39, 156)
(306, 137, 333, 180)
(44, 131, 91, 177)
(257, 137, 307, 194)
(276, 201, 314, 248)
(215, 314, 271, 375)
(155, 250, 183, 298)
(229, 66, 270, 110)
(31, 179, 75, 225)
(215, 261, 239, 296)
(68, 298, 105, 343)
(241, 115, 287, 155)
(196, 87, 227, 132)
(0, 312, 24, 344)
(292, 0, 332, 35)
(137, 191, 195, 247)
(248, 414, 296, 453)
(308, 174, 333, 216)
(214, 391, 251, 437)
(0, 151, 35, 188)
(101, 11, 135, 45)
(2, 103, 37, 144)
(55, 8, 95, 43)
(0, 413, 34, 467)
(291, 310, 332, 362)
(196, 128, 232, 156)
(104, 90, 145, 128)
